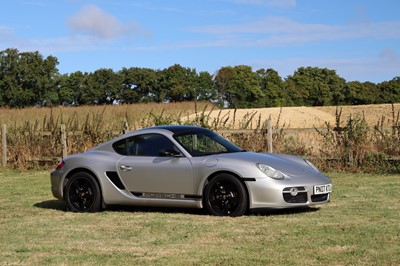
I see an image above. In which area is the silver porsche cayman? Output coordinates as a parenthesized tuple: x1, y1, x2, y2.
(51, 125, 332, 216)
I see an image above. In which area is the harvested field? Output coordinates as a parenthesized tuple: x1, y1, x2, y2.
(0, 102, 398, 130)
(194, 103, 400, 129)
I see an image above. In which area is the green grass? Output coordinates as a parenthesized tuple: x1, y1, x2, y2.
(0, 170, 399, 265)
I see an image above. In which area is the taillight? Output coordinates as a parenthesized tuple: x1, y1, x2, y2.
(55, 160, 65, 171)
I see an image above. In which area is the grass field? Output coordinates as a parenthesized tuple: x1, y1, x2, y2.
(0, 170, 399, 265)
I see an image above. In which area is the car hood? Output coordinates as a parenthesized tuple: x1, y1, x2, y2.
(214, 152, 322, 178)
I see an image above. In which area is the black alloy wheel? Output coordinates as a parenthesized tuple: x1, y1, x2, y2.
(64, 172, 102, 212)
(204, 173, 248, 217)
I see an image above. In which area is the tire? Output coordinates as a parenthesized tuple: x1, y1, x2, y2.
(204, 173, 248, 217)
(64, 172, 102, 212)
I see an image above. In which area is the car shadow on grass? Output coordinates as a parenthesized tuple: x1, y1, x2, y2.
(106, 205, 320, 217)
(249, 207, 320, 216)
(34, 200, 320, 217)
(106, 205, 209, 216)
(34, 200, 68, 211)
(33, 200, 207, 215)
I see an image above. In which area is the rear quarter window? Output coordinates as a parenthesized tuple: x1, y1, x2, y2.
(112, 134, 178, 156)
(112, 139, 128, 155)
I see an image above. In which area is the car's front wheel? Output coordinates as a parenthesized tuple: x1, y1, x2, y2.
(204, 173, 248, 217)
(64, 172, 102, 212)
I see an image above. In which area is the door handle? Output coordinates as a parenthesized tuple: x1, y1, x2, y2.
(120, 165, 132, 171)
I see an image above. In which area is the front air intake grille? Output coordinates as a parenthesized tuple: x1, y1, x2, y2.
(283, 186, 308, 203)
(311, 194, 329, 202)
(283, 192, 308, 203)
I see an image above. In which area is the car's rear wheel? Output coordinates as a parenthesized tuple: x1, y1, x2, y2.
(204, 173, 248, 217)
(64, 172, 102, 212)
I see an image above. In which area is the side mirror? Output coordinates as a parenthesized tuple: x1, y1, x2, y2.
(159, 149, 183, 157)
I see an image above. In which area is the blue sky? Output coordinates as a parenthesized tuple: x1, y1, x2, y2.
(1, 0, 399, 83)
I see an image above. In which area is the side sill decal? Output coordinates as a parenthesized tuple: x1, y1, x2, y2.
(131, 192, 201, 200)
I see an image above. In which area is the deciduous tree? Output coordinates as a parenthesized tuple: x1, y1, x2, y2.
(257, 68, 287, 107)
(214, 65, 263, 108)
(285, 67, 346, 106)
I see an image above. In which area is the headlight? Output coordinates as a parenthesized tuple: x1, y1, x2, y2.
(305, 159, 319, 172)
(257, 163, 284, 180)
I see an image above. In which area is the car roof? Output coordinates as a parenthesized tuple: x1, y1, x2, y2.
(90, 125, 210, 153)
(150, 125, 210, 134)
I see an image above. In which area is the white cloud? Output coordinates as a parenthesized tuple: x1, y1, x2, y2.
(0, 34, 105, 54)
(0, 25, 15, 40)
(0, 26, 29, 51)
(28, 35, 106, 53)
(190, 17, 400, 47)
(67, 4, 143, 39)
(0, 4, 151, 53)
(232, 0, 296, 8)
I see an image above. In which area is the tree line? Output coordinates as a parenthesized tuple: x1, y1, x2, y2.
(1, 48, 399, 108)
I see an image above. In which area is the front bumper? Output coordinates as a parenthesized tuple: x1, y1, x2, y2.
(246, 177, 331, 209)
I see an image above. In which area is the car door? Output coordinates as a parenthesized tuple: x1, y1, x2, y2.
(116, 133, 194, 195)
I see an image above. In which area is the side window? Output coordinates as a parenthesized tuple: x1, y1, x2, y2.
(175, 133, 227, 156)
(113, 134, 178, 157)
(113, 138, 129, 155)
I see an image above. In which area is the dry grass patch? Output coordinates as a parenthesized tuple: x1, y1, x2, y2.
(0, 101, 213, 130)
(1, 103, 400, 171)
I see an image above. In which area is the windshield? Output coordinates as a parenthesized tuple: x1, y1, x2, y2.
(174, 130, 243, 157)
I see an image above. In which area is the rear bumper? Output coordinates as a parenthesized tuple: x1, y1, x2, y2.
(50, 170, 64, 200)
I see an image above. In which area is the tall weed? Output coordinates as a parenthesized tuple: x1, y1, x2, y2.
(316, 106, 400, 173)
(1, 102, 400, 173)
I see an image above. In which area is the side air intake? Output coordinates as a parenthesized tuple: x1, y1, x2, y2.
(106, 171, 126, 190)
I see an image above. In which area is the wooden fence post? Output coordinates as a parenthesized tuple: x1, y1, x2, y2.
(123, 118, 129, 134)
(2, 124, 6, 167)
(267, 116, 273, 153)
(61, 124, 67, 158)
